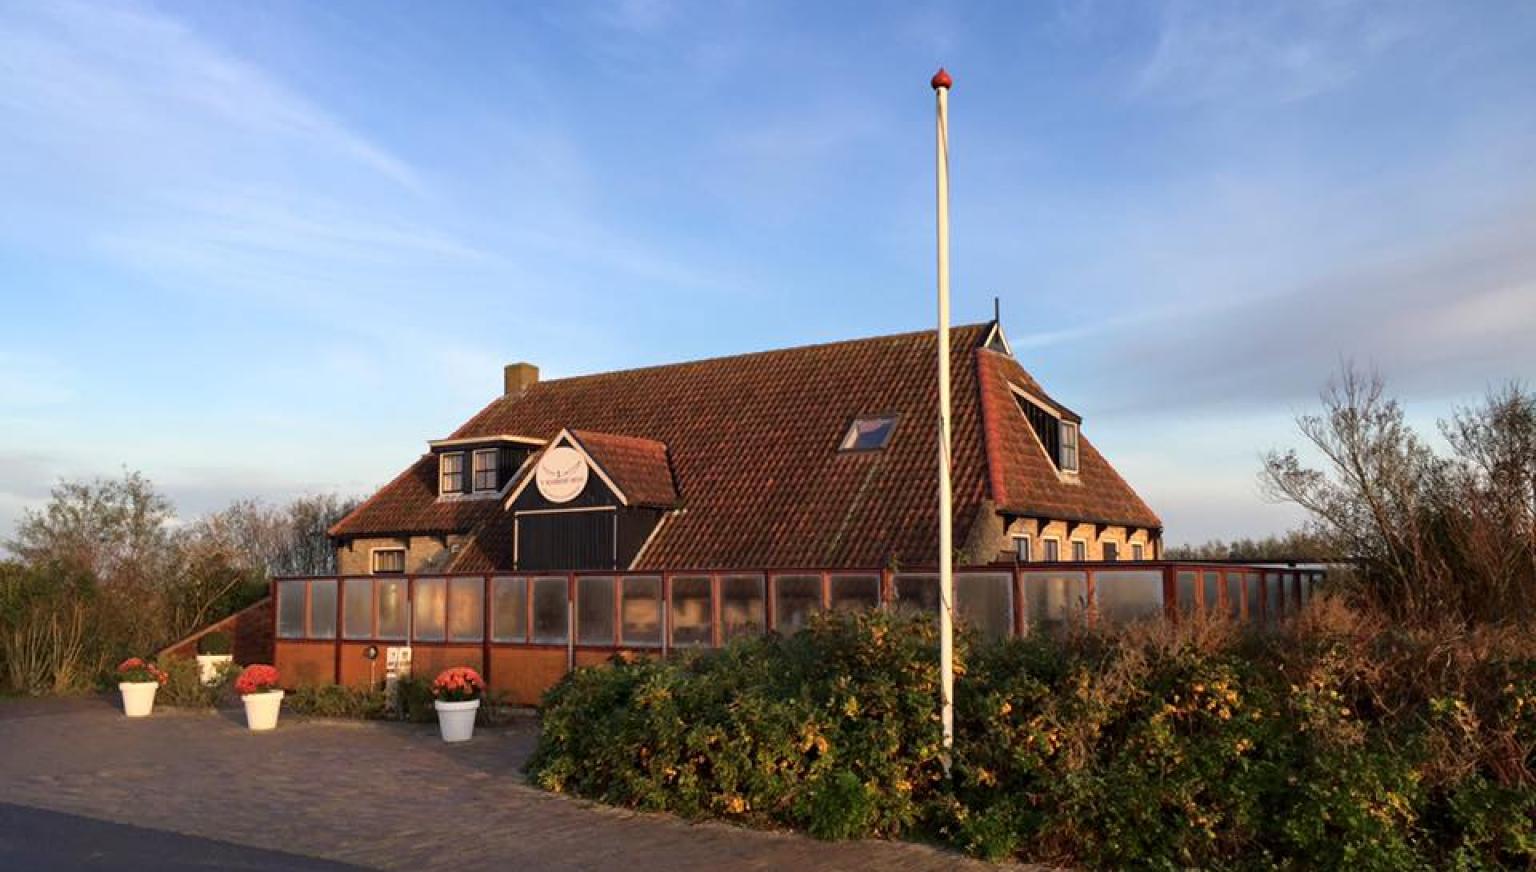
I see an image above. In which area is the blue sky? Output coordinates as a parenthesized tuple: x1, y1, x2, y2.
(2, 0, 1534, 546)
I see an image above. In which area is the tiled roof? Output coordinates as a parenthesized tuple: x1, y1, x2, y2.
(976, 349, 1160, 529)
(331, 322, 1160, 569)
(568, 430, 679, 508)
(327, 454, 505, 537)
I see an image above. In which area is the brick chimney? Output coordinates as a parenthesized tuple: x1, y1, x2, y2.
(504, 362, 539, 395)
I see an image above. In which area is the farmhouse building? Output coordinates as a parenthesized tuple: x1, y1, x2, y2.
(327, 321, 1162, 576)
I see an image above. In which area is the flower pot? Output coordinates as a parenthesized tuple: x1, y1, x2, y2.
(242, 690, 285, 731)
(434, 698, 480, 743)
(119, 681, 159, 718)
(195, 654, 233, 686)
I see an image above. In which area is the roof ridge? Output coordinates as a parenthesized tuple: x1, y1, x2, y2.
(531, 322, 994, 388)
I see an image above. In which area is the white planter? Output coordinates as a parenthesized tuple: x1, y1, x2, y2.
(242, 690, 285, 731)
(434, 698, 480, 743)
(119, 681, 159, 718)
(195, 654, 233, 685)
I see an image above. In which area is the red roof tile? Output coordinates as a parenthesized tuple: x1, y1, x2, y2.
(332, 323, 1160, 569)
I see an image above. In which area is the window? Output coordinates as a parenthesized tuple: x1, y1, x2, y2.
(1071, 539, 1087, 562)
(956, 572, 1013, 640)
(620, 576, 663, 647)
(277, 579, 306, 638)
(671, 575, 712, 646)
(894, 573, 940, 614)
(448, 576, 484, 642)
(413, 578, 446, 641)
(1013, 536, 1031, 562)
(377, 578, 408, 640)
(1017, 394, 1062, 465)
(308, 579, 338, 639)
(491, 576, 527, 642)
(1094, 570, 1164, 623)
(440, 452, 464, 494)
(1042, 538, 1060, 562)
(1176, 571, 1198, 615)
(1132, 543, 1145, 561)
(343, 578, 373, 639)
(1023, 571, 1087, 632)
(721, 575, 765, 641)
(532, 576, 569, 643)
(830, 574, 881, 611)
(1103, 542, 1119, 562)
(1059, 421, 1080, 473)
(371, 547, 405, 575)
(839, 416, 897, 452)
(1202, 571, 1222, 614)
(577, 576, 616, 645)
(472, 448, 499, 492)
(773, 574, 822, 634)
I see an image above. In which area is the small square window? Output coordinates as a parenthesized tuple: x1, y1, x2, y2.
(1043, 538, 1060, 562)
(472, 448, 499, 492)
(1132, 543, 1145, 561)
(1013, 536, 1031, 561)
(1103, 542, 1119, 562)
(839, 416, 897, 452)
(371, 548, 405, 574)
(440, 452, 465, 494)
(1071, 540, 1087, 562)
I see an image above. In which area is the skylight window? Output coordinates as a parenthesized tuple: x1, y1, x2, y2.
(839, 416, 897, 452)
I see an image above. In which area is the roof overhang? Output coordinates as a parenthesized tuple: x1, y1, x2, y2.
(428, 434, 546, 450)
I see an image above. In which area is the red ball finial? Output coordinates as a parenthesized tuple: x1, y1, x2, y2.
(931, 67, 953, 90)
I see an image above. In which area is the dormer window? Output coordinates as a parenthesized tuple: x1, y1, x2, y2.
(472, 448, 499, 492)
(1059, 421, 1079, 473)
(1015, 390, 1080, 474)
(839, 415, 897, 452)
(440, 452, 465, 494)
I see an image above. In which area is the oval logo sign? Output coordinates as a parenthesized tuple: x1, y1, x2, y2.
(535, 445, 588, 504)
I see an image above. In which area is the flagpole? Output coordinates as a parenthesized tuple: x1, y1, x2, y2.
(932, 66, 955, 763)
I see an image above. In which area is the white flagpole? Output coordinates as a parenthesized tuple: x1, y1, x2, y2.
(932, 66, 955, 762)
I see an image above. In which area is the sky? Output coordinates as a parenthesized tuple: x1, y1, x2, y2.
(2, 0, 1534, 548)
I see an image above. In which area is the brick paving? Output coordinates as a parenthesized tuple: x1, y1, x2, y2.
(0, 697, 1030, 871)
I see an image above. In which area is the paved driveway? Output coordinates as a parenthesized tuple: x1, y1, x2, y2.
(0, 697, 1023, 871)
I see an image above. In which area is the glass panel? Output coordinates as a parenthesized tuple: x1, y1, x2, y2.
(1024, 571, 1087, 632)
(894, 573, 940, 614)
(1071, 540, 1087, 562)
(721, 574, 765, 641)
(1176, 572, 1198, 615)
(413, 578, 446, 641)
(343, 578, 373, 639)
(308, 578, 338, 639)
(957, 572, 1012, 640)
(1042, 539, 1060, 562)
(670, 575, 712, 647)
(839, 416, 897, 451)
(1265, 573, 1283, 621)
(448, 577, 484, 642)
(1202, 572, 1222, 614)
(830, 574, 880, 612)
(491, 577, 527, 643)
(277, 579, 306, 639)
(577, 576, 616, 645)
(1224, 573, 1241, 620)
(621, 576, 663, 647)
(377, 578, 409, 640)
(1094, 570, 1164, 623)
(532, 576, 568, 644)
(1244, 573, 1262, 622)
(773, 574, 822, 634)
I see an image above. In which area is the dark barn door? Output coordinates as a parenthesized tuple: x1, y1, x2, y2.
(516, 511, 616, 571)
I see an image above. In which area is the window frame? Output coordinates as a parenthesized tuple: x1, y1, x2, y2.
(370, 546, 406, 575)
(838, 415, 899, 452)
(1042, 537, 1061, 562)
(471, 447, 499, 493)
(1059, 421, 1080, 473)
(439, 451, 465, 494)
(1132, 542, 1145, 561)
(1071, 539, 1088, 562)
(1012, 535, 1031, 562)
(1103, 541, 1119, 562)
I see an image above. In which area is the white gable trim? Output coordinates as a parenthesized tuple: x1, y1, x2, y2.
(502, 429, 631, 509)
(983, 321, 1013, 356)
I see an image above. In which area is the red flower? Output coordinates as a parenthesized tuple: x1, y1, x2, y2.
(117, 657, 167, 684)
(236, 664, 281, 696)
(432, 666, 484, 702)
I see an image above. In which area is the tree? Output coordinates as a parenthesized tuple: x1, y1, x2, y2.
(5, 470, 176, 585)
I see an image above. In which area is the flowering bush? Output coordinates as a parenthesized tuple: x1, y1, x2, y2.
(115, 657, 167, 685)
(235, 664, 280, 696)
(432, 667, 485, 702)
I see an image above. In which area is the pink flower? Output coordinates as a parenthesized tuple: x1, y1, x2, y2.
(236, 664, 281, 695)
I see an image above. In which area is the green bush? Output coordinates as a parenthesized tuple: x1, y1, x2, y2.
(196, 631, 232, 656)
(529, 604, 1536, 869)
(284, 684, 390, 720)
(156, 656, 235, 709)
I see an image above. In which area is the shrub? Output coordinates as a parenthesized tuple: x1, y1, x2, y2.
(284, 684, 389, 720)
(155, 656, 235, 708)
(530, 605, 1536, 869)
(196, 631, 232, 656)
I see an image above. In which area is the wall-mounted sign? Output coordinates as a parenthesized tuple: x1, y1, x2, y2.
(536, 444, 589, 504)
(385, 646, 412, 678)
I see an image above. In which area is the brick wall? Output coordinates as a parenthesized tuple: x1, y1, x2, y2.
(334, 534, 466, 575)
(159, 596, 275, 666)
